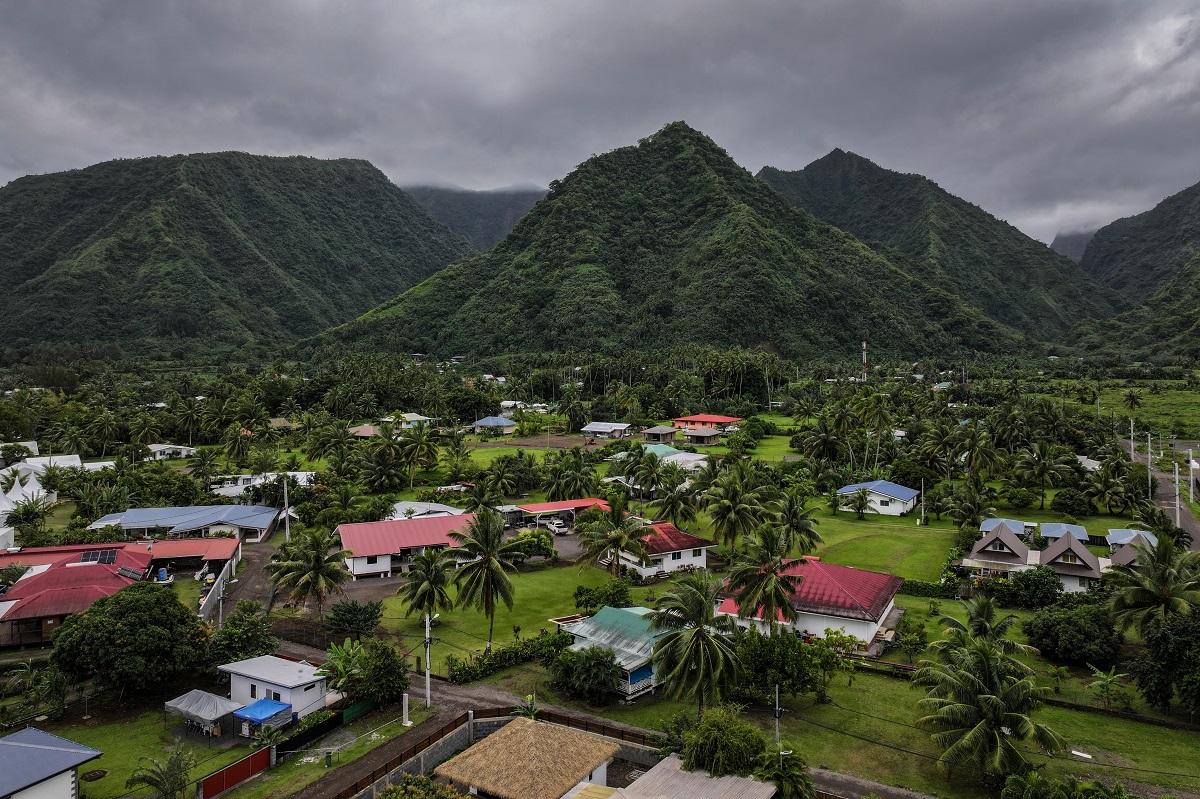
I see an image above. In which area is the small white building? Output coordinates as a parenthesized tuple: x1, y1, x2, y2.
(211, 472, 316, 498)
(580, 421, 631, 439)
(146, 443, 196, 460)
(336, 514, 475, 578)
(0, 728, 102, 799)
(616, 522, 714, 578)
(218, 655, 327, 720)
(836, 479, 919, 516)
(391, 500, 466, 519)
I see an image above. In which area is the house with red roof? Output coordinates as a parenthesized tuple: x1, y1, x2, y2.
(615, 522, 715, 578)
(0, 547, 150, 646)
(336, 514, 476, 579)
(717, 557, 902, 644)
(516, 498, 610, 526)
(671, 414, 742, 430)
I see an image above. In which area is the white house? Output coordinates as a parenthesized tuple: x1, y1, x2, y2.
(837, 479, 919, 516)
(718, 557, 902, 644)
(336, 514, 475, 578)
(615, 521, 714, 578)
(391, 500, 466, 519)
(580, 421, 631, 439)
(218, 655, 327, 721)
(211, 472, 316, 498)
(146, 443, 196, 460)
(0, 728, 102, 799)
(962, 526, 1110, 593)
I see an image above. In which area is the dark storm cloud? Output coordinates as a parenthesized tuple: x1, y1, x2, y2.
(1, 0, 1197, 240)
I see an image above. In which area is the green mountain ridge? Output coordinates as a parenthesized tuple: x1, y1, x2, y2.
(404, 185, 546, 250)
(1081, 179, 1200, 307)
(0, 152, 472, 356)
(757, 150, 1116, 341)
(1049, 230, 1095, 263)
(318, 122, 1022, 360)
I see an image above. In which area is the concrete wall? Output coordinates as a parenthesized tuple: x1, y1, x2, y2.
(13, 769, 75, 799)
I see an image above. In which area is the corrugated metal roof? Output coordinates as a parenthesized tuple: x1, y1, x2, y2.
(0, 728, 101, 796)
(517, 498, 609, 514)
(640, 522, 714, 555)
(837, 479, 919, 502)
(337, 514, 475, 557)
(561, 606, 663, 669)
(625, 755, 775, 799)
(219, 656, 322, 688)
(720, 557, 901, 622)
(89, 505, 279, 534)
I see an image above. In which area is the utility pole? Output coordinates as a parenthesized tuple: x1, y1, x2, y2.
(424, 613, 436, 708)
(861, 341, 868, 384)
(1130, 418, 1135, 460)
(774, 684, 782, 747)
(1147, 432, 1153, 500)
(920, 478, 926, 526)
(1190, 448, 1195, 504)
(1175, 461, 1181, 528)
(282, 476, 291, 543)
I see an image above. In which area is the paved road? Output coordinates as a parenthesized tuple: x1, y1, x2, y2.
(1132, 445, 1200, 550)
(223, 538, 279, 608)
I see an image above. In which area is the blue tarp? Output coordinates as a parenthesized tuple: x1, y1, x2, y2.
(234, 699, 291, 723)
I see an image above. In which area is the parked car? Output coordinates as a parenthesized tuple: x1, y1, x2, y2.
(538, 517, 569, 535)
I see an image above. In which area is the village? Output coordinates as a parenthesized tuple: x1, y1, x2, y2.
(0, 369, 1198, 799)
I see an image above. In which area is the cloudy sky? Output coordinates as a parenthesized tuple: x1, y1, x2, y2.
(2, 0, 1198, 241)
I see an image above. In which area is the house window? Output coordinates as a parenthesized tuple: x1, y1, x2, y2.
(671, 552, 682, 561)
(366, 555, 378, 565)
(692, 549, 702, 557)
(652, 559, 663, 567)
(1058, 552, 1079, 564)
(879, 499, 891, 507)
(250, 684, 257, 699)
(986, 540, 1009, 552)
(271, 691, 281, 701)
(304, 684, 315, 692)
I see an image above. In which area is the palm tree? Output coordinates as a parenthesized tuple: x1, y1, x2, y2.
(173, 396, 205, 446)
(188, 449, 221, 486)
(441, 434, 473, 482)
(773, 487, 822, 554)
(727, 525, 802, 632)
(915, 638, 1063, 778)
(400, 423, 440, 490)
(360, 447, 404, 492)
(464, 481, 502, 512)
(129, 413, 163, 446)
(397, 548, 456, 618)
(650, 571, 740, 715)
(125, 742, 196, 799)
(632, 452, 666, 501)
(267, 529, 350, 618)
(844, 488, 873, 520)
(1106, 537, 1200, 636)
(578, 513, 649, 575)
(705, 466, 772, 552)
(956, 423, 998, 478)
(223, 422, 253, 465)
(448, 510, 523, 649)
(1015, 442, 1075, 510)
(87, 409, 121, 458)
(653, 486, 698, 528)
(1086, 468, 1129, 516)
(754, 746, 816, 799)
(797, 416, 844, 462)
(932, 596, 1035, 673)
(544, 449, 597, 501)
(1122, 390, 1143, 413)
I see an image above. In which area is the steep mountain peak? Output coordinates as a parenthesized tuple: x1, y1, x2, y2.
(758, 152, 1115, 341)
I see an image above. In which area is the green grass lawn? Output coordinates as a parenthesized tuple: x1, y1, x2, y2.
(172, 577, 203, 612)
(225, 706, 435, 799)
(47, 707, 253, 799)
(812, 513, 956, 581)
(45, 500, 76, 531)
(380, 564, 614, 673)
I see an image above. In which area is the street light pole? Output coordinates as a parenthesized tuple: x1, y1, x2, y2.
(425, 612, 438, 708)
(1175, 461, 1181, 528)
(1147, 432, 1153, 500)
(1130, 418, 1135, 460)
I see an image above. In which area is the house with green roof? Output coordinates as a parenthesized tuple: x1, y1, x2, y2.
(554, 606, 668, 699)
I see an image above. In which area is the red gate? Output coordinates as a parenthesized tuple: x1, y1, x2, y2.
(199, 747, 271, 798)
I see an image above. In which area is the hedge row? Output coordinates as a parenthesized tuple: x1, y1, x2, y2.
(898, 578, 957, 598)
(445, 630, 572, 684)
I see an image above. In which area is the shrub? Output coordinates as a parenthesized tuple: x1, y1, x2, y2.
(287, 709, 335, 738)
(573, 578, 632, 613)
(445, 630, 571, 683)
(991, 566, 1062, 609)
(508, 528, 557, 562)
(1050, 488, 1094, 518)
(379, 775, 466, 798)
(549, 646, 622, 705)
(898, 578, 957, 598)
(731, 628, 820, 703)
(1004, 487, 1036, 510)
(1022, 604, 1122, 665)
(680, 705, 766, 777)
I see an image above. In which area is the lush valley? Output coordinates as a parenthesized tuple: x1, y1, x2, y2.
(405, 185, 546, 250)
(758, 150, 1115, 340)
(0, 153, 472, 358)
(319, 123, 1020, 360)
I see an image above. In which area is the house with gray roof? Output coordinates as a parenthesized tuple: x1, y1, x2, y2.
(89, 505, 280, 542)
(963, 524, 1110, 592)
(472, 416, 516, 435)
(0, 727, 101, 799)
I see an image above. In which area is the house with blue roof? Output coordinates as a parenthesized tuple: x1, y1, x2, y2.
(0, 727, 101, 799)
(88, 505, 281, 543)
(836, 480, 919, 516)
(472, 416, 516, 435)
(555, 606, 669, 699)
(1040, 522, 1089, 543)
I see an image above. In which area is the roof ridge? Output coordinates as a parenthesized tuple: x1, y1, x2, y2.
(806, 559, 871, 613)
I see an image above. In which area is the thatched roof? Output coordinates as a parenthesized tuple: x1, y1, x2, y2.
(434, 717, 620, 799)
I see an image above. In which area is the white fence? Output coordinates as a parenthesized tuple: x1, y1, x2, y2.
(198, 555, 237, 623)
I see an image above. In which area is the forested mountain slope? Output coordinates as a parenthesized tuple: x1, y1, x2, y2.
(0, 153, 472, 356)
(1050, 230, 1095, 263)
(758, 151, 1115, 340)
(1080, 179, 1200, 307)
(405, 185, 545, 250)
(320, 123, 1019, 360)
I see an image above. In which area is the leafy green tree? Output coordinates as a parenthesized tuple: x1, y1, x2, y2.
(549, 646, 623, 705)
(773, 486, 822, 554)
(125, 742, 196, 799)
(573, 578, 633, 614)
(1022, 603, 1122, 666)
(325, 600, 384, 640)
(1130, 611, 1200, 714)
(730, 627, 819, 702)
(267, 529, 350, 618)
(449, 510, 522, 649)
(992, 567, 1064, 610)
(650, 571, 740, 715)
(360, 639, 411, 706)
(577, 513, 648, 576)
(1086, 664, 1129, 710)
(209, 601, 277, 664)
(318, 638, 365, 696)
(727, 525, 801, 633)
(53, 583, 209, 695)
